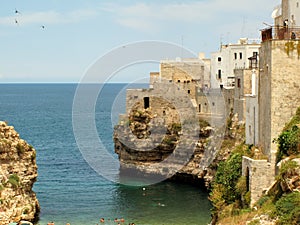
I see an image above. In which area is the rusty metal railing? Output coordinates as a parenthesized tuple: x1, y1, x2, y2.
(261, 26, 300, 42)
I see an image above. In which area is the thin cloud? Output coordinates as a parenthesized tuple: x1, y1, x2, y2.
(0, 9, 98, 26)
(103, 0, 275, 32)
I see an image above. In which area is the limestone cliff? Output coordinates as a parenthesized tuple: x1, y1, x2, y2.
(114, 104, 243, 187)
(0, 121, 39, 224)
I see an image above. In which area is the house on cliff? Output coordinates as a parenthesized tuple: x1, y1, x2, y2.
(210, 38, 260, 89)
(242, 0, 300, 206)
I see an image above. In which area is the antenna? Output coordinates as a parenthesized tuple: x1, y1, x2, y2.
(181, 35, 183, 58)
(220, 34, 223, 50)
(241, 16, 246, 37)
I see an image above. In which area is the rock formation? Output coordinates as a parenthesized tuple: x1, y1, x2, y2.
(0, 121, 39, 224)
(114, 102, 242, 187)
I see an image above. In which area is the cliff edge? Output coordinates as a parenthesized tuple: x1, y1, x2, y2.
(0, 121, 39, 224)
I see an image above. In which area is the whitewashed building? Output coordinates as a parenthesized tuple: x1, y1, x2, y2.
(210, 38, 260, 88)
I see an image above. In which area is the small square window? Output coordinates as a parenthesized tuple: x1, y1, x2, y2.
(218, 57, 222, 62)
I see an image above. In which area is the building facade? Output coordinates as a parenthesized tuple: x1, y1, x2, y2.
(210, 38, 260, 88)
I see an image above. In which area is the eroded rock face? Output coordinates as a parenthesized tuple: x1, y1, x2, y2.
(0, 121, 39, 224)
(114, 104, 218, 186)
(115, 105, 244, 188)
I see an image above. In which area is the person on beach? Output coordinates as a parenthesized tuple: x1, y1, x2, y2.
(100, 217, 105, 223)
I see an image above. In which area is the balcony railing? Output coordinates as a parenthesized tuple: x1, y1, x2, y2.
(261, 26, 300, 42)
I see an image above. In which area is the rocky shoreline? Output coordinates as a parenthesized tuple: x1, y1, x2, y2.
(0, 121, 39, 224)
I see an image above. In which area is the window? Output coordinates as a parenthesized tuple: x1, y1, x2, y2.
(218, 70, 222, 79)
(253, 52, 258, 57)
(234, 53, 237, 60)
(237, 78, 241, 88)
(178, 80, 180, 83)
(218, 57, 222, 62)
(297, 2, 299, 8)
(187, 90, 191, 94)
(212, 102, 215, 106)
(199, 104, 201, 112)
(144, 97, 150, 109)
(239, 52, 243, 59)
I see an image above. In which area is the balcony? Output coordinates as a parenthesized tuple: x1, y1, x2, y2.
(261, 26, 300, 42)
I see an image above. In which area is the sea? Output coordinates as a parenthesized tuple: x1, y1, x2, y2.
(0, 83, 212, 225)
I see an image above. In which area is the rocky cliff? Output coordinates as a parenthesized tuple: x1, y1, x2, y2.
(114, 104, 243, 187)
(0, 121, 39, 224)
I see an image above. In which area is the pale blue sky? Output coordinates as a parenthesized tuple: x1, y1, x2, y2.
(0, 0, 278, 83)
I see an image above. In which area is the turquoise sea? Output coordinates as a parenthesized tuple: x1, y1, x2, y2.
(0, 84, 212, 225)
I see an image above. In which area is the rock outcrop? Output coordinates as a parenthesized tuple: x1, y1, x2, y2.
(114, 104, 242, 187)
(0, 121, 39, 224)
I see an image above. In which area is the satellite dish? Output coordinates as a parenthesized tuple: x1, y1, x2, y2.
(271, 5, 281, 19)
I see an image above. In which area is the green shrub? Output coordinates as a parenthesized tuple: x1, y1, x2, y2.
(277, 160, 299, 181)
(8, 174, 20, 188)
(275, 107, 300, 162)
(275, 192, 300, 225)
(276, 125, 300, 162)
(248, 219, 260, 225)
(199, 119, 210, 128)
(171, 123, 182, 133)
(213, 153, 243, 204)
(257, 195, 271, 207)
(22, 207, 29, 214)
(16, 142, 25, 155)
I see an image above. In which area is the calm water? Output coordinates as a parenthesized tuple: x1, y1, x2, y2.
(0, 84, 211, 225)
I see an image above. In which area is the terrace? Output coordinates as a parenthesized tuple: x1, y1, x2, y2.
(261, 26, 300, 42)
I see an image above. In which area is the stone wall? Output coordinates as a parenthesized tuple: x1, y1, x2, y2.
(242, 156, 273, 207)
(259, 40, 300, 164)
(234, 69, 255, 121)
(245, 95, 259, 145)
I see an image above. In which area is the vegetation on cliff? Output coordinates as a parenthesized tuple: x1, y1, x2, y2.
(210, 108, 300, 225)
(275, 107, 300, 163)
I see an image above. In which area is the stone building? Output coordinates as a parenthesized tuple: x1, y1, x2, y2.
(242, 0, 300, 206)
(234, 67, 259, 122)
(122, 53, 234, 129)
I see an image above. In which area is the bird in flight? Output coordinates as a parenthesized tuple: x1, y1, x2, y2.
(15, 8, 20, 14)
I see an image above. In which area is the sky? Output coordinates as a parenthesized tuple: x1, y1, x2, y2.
(0, 0, 279, 83)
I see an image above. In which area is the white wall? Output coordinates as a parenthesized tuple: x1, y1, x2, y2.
(210, 39, 260, 88)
